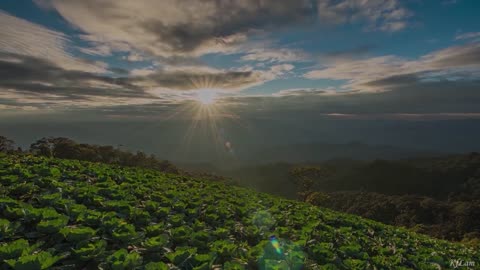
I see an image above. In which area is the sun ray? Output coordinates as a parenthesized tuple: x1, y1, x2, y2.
(196, 89, 217, 105)
(150, 75, 250, 161)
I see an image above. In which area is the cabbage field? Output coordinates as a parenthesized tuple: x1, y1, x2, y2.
(0, 154, 478, 269)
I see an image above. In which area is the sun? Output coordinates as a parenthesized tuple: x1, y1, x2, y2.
(195, 89, 218, 105)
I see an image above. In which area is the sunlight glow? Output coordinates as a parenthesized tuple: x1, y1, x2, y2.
(156, 82, 247, 160)
(195, 89, 218, 105)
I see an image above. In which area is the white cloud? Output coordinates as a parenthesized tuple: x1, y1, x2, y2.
(123, 52, 145, 62)
(79, 45, 112, 57)
(264, 64, 296, 79)
(130, 63, 297, 92)
(36, 0, 412, 63)
(273, 87, 339, 96)
(455, 32, 480, 41)
(0, 11, 107, 73)
(130, 68, 156, 77)
(39, 0, 309, 58)
(305, 43, 480, 91)
(241, 48, 308, 63)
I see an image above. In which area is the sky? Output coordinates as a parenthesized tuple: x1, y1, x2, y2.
(1, 0, 480, 159)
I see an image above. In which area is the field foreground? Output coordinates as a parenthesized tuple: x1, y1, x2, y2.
(0, 154, 478, 269)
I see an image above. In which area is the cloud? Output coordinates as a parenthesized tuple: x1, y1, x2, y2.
(131, 63, 297, 91)
(305, 43, 480, 91)
(36, 0, 411, 61)
(273, 88, 337, 96)
(421, 43, 480, 69)
(317, 0, 411, 32)
(362, 73, 421, 88)
(131, 69, 266, 91)
(305, 55, 406, 90)
(123, 52, 145, 62)
(324, 113, 480, 120)
(0, 53, 151, 103)
(78, 45, 112, 57)
(5, 60, 479, 121)
(455, 32, 480, 41)
(224, 79, 480, 120)
(241, 47, 308, 63)
(266, 64, 296, 78)
(0, 51, 281, 110)
(0, 11, 107, 73)
(108, 68, 130, 75)
(38, 0, 316, 58)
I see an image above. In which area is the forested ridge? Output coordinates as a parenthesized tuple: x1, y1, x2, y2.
(287, 155, 480, 243)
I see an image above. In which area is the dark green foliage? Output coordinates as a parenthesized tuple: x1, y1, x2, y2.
(289, 166, 335, 201)
(315, 191, 480, 241)
(5, 251, 65, 270)
(0, 136, 16, 154)
(29, 137, 180, 174)
(60, 226, 97, 242)
(71, 240, 107, 261)
(105, 249, 143, 269)
(0, 154, 477, 269)
(279, 155, 480, 241)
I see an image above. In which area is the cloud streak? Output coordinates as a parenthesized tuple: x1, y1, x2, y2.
(455, 32, 480, 41)
(241, 47, 309, 63)
(305, 43, 480, 91)
(0, 52, 155, 109)
(0, 11, 106, 73)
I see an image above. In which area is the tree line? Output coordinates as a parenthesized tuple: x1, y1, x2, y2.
(0, 135, 179, 174)
(289, 161, 480, 244)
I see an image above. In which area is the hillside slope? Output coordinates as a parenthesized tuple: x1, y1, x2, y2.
(0, 154, 478, 269)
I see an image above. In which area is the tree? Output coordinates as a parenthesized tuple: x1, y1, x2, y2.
(0, 136, 15, 153)
(28, 137, 181, 174)
(29, 137, 78, 158)
(305, 192, 330, 205)
(30, 137, 54, 157)
(289, 166, 335, 202)
(97, 145, 116, 163)
(51, 137, 78, 158)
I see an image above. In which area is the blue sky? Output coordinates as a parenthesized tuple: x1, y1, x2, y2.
(0, 0, 479, 120)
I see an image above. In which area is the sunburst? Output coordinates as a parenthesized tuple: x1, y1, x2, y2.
(152, 77, 249, 160)
(195, 89, 218, 105)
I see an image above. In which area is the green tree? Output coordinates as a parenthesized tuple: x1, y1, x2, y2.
(30, 137, 76, 158)
(51, 137, 78, 158)
(289, 166, 335, 202)
(30, 137, 54, 157)
(0, 136, 15, 153)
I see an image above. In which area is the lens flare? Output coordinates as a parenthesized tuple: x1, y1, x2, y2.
(269, 236, 283, 255)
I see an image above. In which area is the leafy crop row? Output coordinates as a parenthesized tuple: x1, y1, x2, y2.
(0, 154, 478, 269)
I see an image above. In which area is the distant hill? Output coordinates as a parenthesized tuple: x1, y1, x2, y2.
(241, 141, 444, 165)
(195, 152, 480, 200)
(318, 152, 480, 199)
